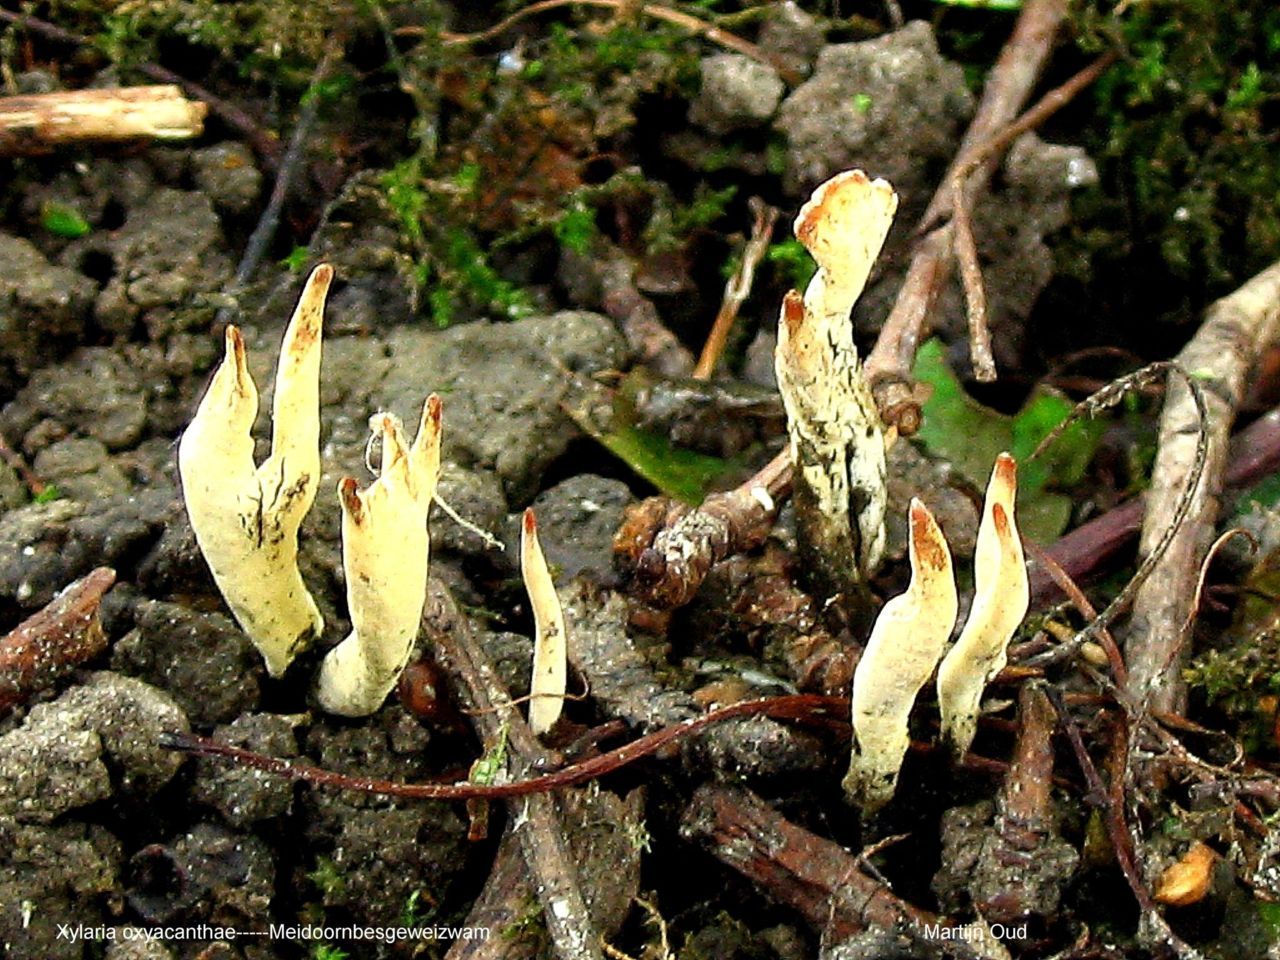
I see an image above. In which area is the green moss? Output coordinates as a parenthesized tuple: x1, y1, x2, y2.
(1066, 2, 1280, 322)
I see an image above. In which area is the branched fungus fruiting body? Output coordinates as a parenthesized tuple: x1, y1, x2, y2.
(315, 395, 443, 717)
(937, 453, 1029, 759)
(775, 170, 897, 604)
(521, 508, 567, 736)
(844, 499, 958, 811)
(178, 264, 332, 677)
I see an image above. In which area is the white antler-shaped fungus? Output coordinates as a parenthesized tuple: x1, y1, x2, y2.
(315, 395, 443, 717)
(844, 499, 958, 811)
(775, 170, 897, 600)
(521, 508, 567, 736)
(178, 264, 331, 677)
(937, 452, 1029, 759)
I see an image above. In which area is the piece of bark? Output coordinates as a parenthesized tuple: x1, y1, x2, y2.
(621, 449, 791, 608)
(681, 784, 985, 959)
(1125, 260, 1280, 714)
(0, 86, 206, 154)
(0, 567, 115, 714)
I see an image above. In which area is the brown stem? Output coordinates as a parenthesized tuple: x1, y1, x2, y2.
(693, 198, 779, 380)
(0, 567, 115, 714)
(622, 448, 792, 608)
(423, 581, 603, 960)
(163, 690, 847, 801)
(1031, 402, 1280, 605)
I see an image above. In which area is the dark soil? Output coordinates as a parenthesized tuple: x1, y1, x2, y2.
(1, 3, 1279, 960)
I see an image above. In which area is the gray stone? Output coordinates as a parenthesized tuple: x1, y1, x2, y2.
(377, 311, 629, 501)
(111, 600, 263, 726)
(0, 233, 97, 394)
(0, 458, 25, 513)
(775, 21, 973, 196)
(689, 53, 785, 133)
(66, 186, 232, 337)
(32, 436, 132, 502)
(759, 1, 825, 77)
(191, 142, 262, 216)
(0, 346, 158, 452)
(124, 823, 273, 927)
(301, 713, 468, 924)
(513, 474, 633, 583)
(0, 672, 188, 823)
(0, 488, 173, 610)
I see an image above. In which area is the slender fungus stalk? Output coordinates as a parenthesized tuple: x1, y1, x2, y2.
(844, 499, 957, 811)
(521, 508, 567, 736)
(315, 395, 443, 717)
(937, 453, 1028, 759)
(775, 170, 897, 604)
(178, 264, 331, 677)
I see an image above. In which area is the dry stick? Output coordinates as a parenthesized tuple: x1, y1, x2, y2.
(435, 0, 802, 85)
(681, 784, 986, 959)
(693, 198, 779, 380)
(948, 50, 1121, 382)
(1046, 689, 1207, 960)
(0, 85, 205, 155)
(1126, 260, 1280, 716)
(0, 8, 281, 166)
(630, 446, 791, 608)
(0, 567, 115, 714)
(863, 0, 1068, 423)
(422, 582, 604, 960)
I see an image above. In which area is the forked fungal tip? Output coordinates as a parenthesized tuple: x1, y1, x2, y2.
(311, 262, 334, 286)
(426, 393, 443, 425)
(523, 507, 537, 535)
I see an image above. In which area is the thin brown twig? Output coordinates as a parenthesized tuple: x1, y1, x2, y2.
(865, 0, 1068, 425)
(947, 50, 1120, 382)
(162, 691, 847, 801)
(1021, 539, 1127, 686)
(431, 0, 803, 85)
(1031, 402, 1280, 604)
(423, 581, 603, 960)
(693, 197, 778, 380)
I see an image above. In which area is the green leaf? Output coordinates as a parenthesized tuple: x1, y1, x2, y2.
(40, 203, 91, 239)
(592, 423, 735, 505)
(912, 340, 1104, 541)
(562, 379, 738, 505)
